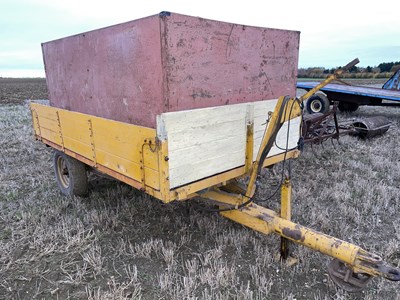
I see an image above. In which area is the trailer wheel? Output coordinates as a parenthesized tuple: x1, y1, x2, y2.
(53, 150, 88, 197)
(338, 101, 359, 112)
(306, 92, 330, 114)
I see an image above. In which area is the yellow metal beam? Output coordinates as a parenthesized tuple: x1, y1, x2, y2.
(219, 200, 398, 279)
(280, 178, 292, 259)
(245, 122, 254, 174)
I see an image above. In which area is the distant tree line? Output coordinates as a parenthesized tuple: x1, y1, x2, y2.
(298, 61, 400, 78)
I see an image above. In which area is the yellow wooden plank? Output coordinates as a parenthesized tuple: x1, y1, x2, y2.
(31, 103, 58, 119)
(58, 110, 92, 145)
(38, 127, 63, 145)
(95, 149, 160, 190)
(90, 117, 158, 170)
(31, 103, 161, 191)
(91, 116, 155, 142)
(36, 116, 60, 132)
(62, 136, 94, 160)
(30, 108, 40, 136)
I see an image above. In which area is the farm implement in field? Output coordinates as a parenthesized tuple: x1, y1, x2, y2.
(30, 13, 400, 292)
(298, 68, 400, 114)
(302, 102, 391, 145)
(31, 58, 400, 292)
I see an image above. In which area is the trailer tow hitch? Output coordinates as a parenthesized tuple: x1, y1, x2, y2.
(199, 183, 400, 292)
(327, 250, 400, 292)
(198, 58, 400, 292)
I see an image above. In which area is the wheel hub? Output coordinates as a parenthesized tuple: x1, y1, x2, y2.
(56, 156, 70, 188)
(310, 100, 322, 113)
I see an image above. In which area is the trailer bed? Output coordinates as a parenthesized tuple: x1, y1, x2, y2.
(30, 100, 300, 202)
(297, 81, 400, 102)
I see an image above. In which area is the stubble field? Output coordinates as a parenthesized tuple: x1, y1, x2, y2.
(0, 78, 399, 299)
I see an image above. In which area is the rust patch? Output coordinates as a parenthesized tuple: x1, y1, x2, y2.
(257, 212, 274, 223)
(191, 89, 212, 99)
(282, 228, 303, 241)
(331, 240, 343, 249)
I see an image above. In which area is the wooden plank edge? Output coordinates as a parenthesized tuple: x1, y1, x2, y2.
(172, 149, 300, 201)
(35, 137, 165, 201)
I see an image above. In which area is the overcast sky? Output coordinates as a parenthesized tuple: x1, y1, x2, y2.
(1, 0, 399, 77)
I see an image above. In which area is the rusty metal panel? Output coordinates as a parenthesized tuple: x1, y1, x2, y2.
(42, 15, 165, 128)
(161, 13, 299, 112)
(42, 12, 300, 128)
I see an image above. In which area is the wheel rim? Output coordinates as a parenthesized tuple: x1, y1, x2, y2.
(56, 156, 70, 189)
(310, 99, 322, 113)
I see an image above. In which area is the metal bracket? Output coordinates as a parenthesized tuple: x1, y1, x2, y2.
(140, 138, 159, 192)
(32, 109, 42, 141)
(87, 119, 97, 167)
(328, 259, 373, 292)
(56, 111, 65, 151)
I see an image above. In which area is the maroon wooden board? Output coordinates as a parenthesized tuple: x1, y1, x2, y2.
(42, 12, 300, 128)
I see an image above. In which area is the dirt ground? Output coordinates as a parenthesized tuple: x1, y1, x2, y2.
(0, 78, 48, 105)
(0, 78, 399, 299)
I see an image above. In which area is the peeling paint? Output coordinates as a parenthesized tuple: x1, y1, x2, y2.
(282, 228, 303, 241)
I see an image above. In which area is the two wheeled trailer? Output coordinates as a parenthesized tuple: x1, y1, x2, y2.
(298, 69, 400, 114)
(31, 13, 400, 292)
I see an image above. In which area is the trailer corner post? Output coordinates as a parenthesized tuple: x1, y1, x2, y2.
(30, 106, 42, 141)
(157, 138, 172, 203)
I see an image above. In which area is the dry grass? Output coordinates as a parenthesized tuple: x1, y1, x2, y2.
(0, 86, 400, 299)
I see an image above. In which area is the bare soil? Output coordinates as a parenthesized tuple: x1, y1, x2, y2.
(0, 78, 48, 105)
(0, 78, 399, 299)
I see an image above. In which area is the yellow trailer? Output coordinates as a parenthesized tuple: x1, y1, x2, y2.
(31, 59, 400, 292)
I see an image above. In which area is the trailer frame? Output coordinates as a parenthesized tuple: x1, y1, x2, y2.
(30, 58, 400, 292)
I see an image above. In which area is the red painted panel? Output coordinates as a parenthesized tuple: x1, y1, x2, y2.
(162, 14, 299, 112)
(42, 12, 299, 128)
(43, 15, 164, 128)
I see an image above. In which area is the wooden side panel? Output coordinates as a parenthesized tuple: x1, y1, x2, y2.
(30, 103, 160, 190)
(42, 15, 165, 129)
(159, 104, 248, 188)
(30, 104, 63, 145)
(159, 99, 301, 189)
(42, 12, 299, 128)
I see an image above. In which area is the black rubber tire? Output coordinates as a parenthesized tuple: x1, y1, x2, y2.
(306, 92, 330, 114)
(53, 150, 88, 197)
(338, 101, 359, 112)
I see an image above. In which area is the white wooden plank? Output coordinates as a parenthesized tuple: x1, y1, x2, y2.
(168, 135, 246, 169)
(253, 99, 278, 117)
(160, 103, 248, 135)
(169, 150, 245, 188)
(159, 102, 249, 188)
(167, 118, 246, 151)
(253, 116, 298, 143)
(253, 117, 301, 160)
(157, 99, 301, 189)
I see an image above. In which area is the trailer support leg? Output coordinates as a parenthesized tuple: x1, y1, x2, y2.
(280, 178, 291, 260)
